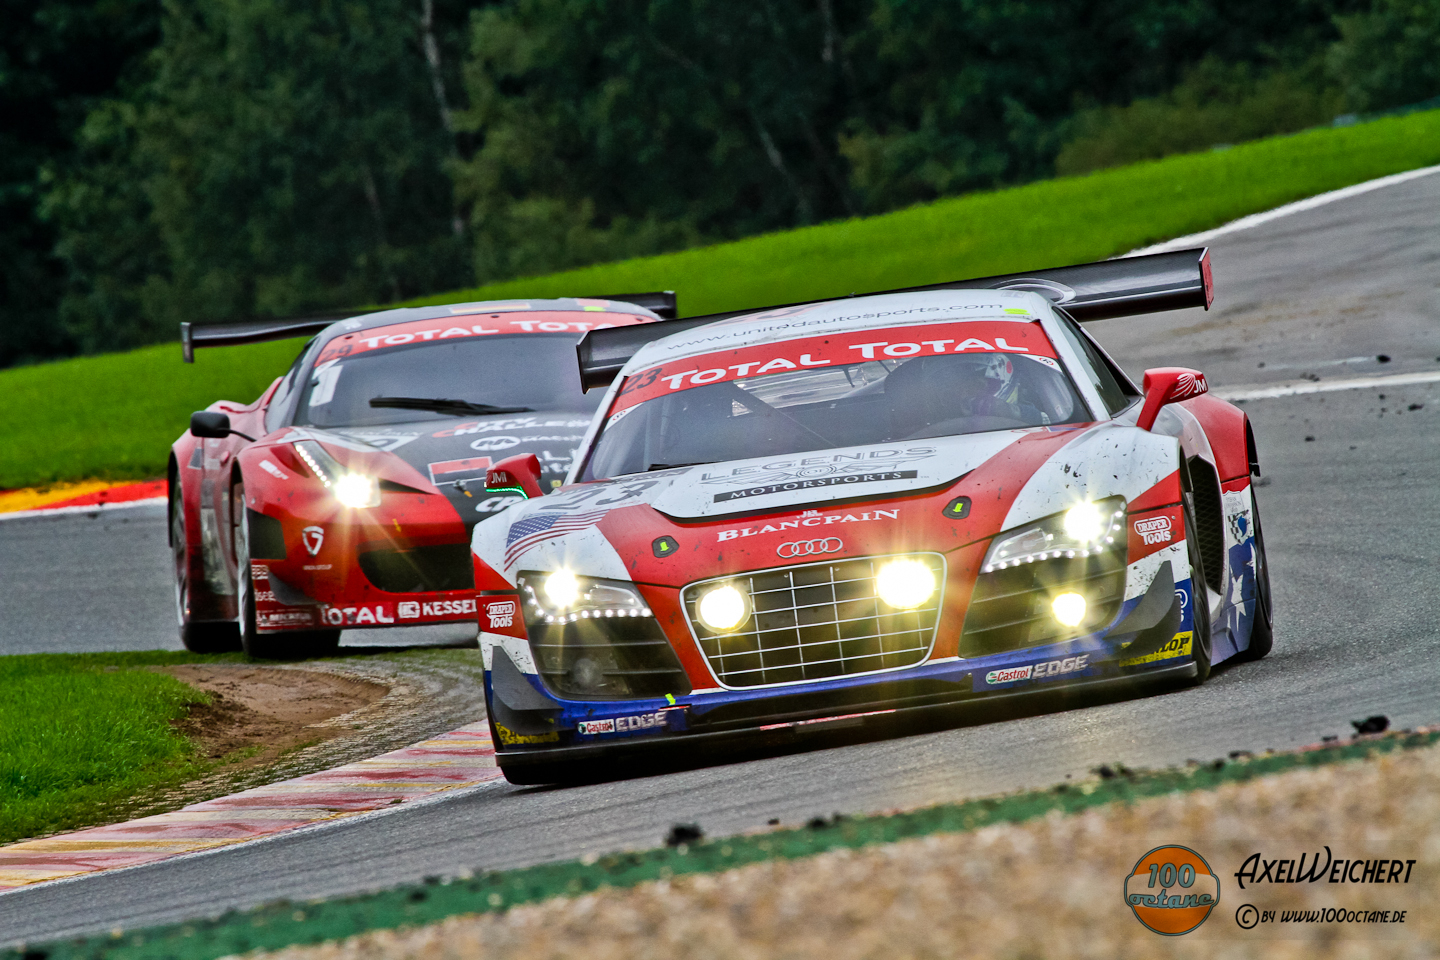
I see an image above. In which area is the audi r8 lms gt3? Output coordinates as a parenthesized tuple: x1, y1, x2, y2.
(468, 250, 1275, 784)
(169, 295, 671, 657)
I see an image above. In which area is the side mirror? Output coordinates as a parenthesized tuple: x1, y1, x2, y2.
(190, 410, 234, 439)
(1136, 367, 1209, 431)
(485, 453, 545, 499)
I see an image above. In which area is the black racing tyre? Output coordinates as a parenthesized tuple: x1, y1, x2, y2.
(1236, 482, 1274, 661)
(1182, 493, 1213, 684)
(232, 479, 339, 660)
(172, 475, 240, 653)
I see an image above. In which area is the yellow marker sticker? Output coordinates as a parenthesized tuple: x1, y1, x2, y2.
(1004, 308, 1030, 315)
(1120, 631, 1192, 666)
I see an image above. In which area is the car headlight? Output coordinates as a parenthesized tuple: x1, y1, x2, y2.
(514, 571, 689, 701)
(982, 496, 1127, 573)
(294, 440, 380, 508)
(696, 583, 748, 631)
(1051, 592, 1087, 627)
(875, 557, 937, 609)
(518, 570, 652, 625)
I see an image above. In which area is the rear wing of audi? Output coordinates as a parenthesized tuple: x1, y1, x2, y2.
(576, 248, 1212, 390)
(180, 291, 679, 362)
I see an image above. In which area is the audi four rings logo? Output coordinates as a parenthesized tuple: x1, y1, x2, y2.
(777, 537, 843, 558)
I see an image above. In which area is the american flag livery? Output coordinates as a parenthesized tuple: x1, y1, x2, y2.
(504, 510, 610, 566)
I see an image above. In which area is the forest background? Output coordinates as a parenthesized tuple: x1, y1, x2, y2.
(3, 0, 1440, 369)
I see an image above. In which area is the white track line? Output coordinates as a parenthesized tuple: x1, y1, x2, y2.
(1128, 164, 1440, 256)
(1213, 370, 1440, 401)
(0, 496, 165, 523)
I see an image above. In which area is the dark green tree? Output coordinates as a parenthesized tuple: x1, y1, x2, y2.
(1331, 0, 1440, 111)
(0, 0, 159, 366)
(47, 0, 475, 355)
(453, 0, 868, 283)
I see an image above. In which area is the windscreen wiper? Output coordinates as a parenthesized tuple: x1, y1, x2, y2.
(646, 461, 710, 471)
(368, 397, 534, 416)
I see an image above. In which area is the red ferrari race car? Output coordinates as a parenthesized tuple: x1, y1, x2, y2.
(169, 295, 671, 657)
(467, 250, 1274, 783)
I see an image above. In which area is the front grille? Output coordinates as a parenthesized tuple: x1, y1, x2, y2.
(358, 543, 473, 593)
(683, 554, 944, 689)
(959, 552, 1126, 657)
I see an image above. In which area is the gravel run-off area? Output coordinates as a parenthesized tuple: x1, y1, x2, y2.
(244, 740, 1440, 960)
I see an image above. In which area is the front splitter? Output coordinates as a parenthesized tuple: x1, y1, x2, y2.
(496, 660, 1199, 778)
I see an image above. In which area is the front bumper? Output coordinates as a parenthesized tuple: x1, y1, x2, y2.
(493, 658, 1198, 777)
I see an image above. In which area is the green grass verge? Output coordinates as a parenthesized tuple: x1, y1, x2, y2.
(12, 729, 1436, 960)
(3, 109, 1439, 491)
(0, 651, 244, 846)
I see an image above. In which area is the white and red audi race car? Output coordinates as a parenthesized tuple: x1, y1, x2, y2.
(470, 250, 1274, 783)
(168, 294, 670, 658)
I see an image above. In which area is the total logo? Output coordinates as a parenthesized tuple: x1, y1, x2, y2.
(486, 600, 516, 628)
(396, 599, 478, 619)
(984, 654, 1090, 685)
(1134, 516, 1173, 545)
(322, 604, 394, 626)
(777, 537, 842, 558)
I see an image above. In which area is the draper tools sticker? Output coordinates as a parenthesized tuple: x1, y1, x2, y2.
(1125, 845, 1220, 935)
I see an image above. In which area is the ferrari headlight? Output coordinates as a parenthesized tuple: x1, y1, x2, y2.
(517, 571, 652, 625)
(696, 584, 748, 632)
(294, 440, 380, 508)
(983, 496, 1126, 573)
(875, 557, 937, 609)
(332, 473, 379, 509)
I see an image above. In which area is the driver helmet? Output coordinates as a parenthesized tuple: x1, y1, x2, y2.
(955, 353, 1019, 405)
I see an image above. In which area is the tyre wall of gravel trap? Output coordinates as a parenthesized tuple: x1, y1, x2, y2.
(9, 728, 1436, 960)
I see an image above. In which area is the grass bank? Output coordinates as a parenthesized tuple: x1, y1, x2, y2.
(3, 109, 1439, 490)
(0, 651, 236, 845)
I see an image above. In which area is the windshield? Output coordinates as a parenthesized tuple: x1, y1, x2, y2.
(582, 321, 1088, 480)
(294, 334, 603, 428)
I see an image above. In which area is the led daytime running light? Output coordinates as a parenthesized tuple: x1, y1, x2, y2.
(982, 499, 1127, 574)
(518, 573, 653, 625)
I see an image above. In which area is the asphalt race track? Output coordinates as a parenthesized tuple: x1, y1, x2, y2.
(4, 171, 1439, 946)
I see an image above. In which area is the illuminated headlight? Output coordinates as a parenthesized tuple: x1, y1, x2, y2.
(697, 584, 748, 632)
(542, 569, 580, 608)
(1051, 592, 1087, 627)
(517, 571, 652, 625)
(875, 557, 937, 609)
(332, 473, 379, 509)
(294, 440, 380, 508)
(1062, 502, 1105, 542)
(982, 496, 1127, 573)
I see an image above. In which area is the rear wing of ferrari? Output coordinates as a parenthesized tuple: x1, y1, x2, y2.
(180, 291, 679, 362)
(575, 248, 1212, 390)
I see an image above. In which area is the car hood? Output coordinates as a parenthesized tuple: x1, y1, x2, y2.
(472, 422, 1181, 586)
(643, 432, 1024, 521)
(287, 412, 597, 532)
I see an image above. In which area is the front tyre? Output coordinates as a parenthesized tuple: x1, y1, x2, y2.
(172, 473, 240, 652)
(1183, 494, 1213, 684)
(231, 479, 339, 660)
